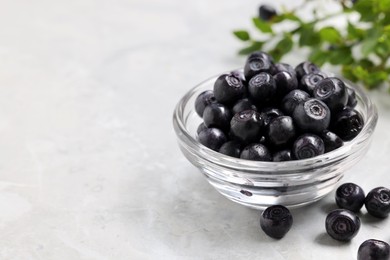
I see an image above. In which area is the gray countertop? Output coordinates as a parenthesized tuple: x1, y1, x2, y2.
(0, 0, 389, 259)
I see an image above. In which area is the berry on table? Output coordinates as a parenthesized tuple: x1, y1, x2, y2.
(335, 183, 365, 212)
(365, 187, 390, 218)
(358, 239, 390, 260)
(325, 209, 360, 241)
(260, 205, 293, 239)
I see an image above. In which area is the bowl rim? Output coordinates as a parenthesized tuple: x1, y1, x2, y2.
(173, 69, 378, 173)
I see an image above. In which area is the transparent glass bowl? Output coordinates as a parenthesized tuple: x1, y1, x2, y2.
(173, 71, 378, 209)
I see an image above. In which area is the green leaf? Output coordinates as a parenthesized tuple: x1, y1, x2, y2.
(341, 65, 358, 82)
(378, 0, 390, 12)
(354, 0, 376, 22)
(352, 66, 369, 81)
(329, 47, 354, 65)
(298, 24, 320, 47)
(309, 48, 328, 66)
(238, 41, 264, 55)
(364, 71, 388, 89)
(347, 22, 365, 40)
(233, 30, 251, 41)
(361, 37, 378, 57)
(252, 18, 273, 33)
(269, 34, 294, 61)
(319, 27, 342, 44)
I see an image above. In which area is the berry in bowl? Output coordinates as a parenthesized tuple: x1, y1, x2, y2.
(173, 52, 378, 209)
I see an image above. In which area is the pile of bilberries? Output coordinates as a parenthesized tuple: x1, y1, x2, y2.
(195, 51, 363, 161)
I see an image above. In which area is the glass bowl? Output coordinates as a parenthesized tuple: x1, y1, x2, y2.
(172, 70, 378, 209)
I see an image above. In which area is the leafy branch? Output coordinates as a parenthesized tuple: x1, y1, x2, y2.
(233, 0, 390, 92)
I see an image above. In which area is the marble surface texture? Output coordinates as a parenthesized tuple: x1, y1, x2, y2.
(0, 0, 389, 259)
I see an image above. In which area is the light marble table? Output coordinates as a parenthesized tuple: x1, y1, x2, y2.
(0, 0, 389, 259)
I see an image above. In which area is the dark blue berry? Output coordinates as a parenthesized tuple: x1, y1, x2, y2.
(331, 107, 364, 141)
(325, 209, 360, 241)
(272, 63, 296, 77)
(260, 205, 293, 239)
(365, 187, 390, 218)
(230, 110, 263, 143)
(313, 77, 348, 112)
(281, 89, 310, 115)
(232, 98, 257, 115)
(300, 72, 326, 95)
(273, 149, 292, 162)
(197, 128, 227, 151)
(293, 134, 325, 159)
(273, 71, 298, 98)
(219, 140, 242, 158)
(261, 107, 284, 128)
(321, 130, 343, 153)
(244, 54, 273, 81)
(267, 116, 296, 147)
(346, 87, 358, 108)
(358, 239, 390, 260)
(295, 61, 320, 80)
(335, 183, 365, 212)
(230, 70, 246, 84)
(203, 103, 232, 131)
(259, 5, 277, 21)
(248, 72, 277, 106)
(196, 123, 207, 135)
(293, 98, 331, 133)
(240, 143, 272, 161)
(195, 90, 216, 117)
(214, 74, 245, 105)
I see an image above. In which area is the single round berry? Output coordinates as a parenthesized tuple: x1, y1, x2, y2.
(195, 90, 217, 117)
(244, 55, 273, 81)
(203, 103, 232, 131)
(267, 116, 296, 147)
(197, 128, 227, 151)
(358, 239, 390, 260)
(230, 70, 246, 84)
(248, 72, 277, 106)
(295, 61, 320, 80)
(335, 183, 365, 212)
(230, 110, 263, 143)
(261, 107, 284, 128)
(313, 77, 348, 112)
(272, 63, 296, 77)
(325, 209, 360, 241)
(219, 140, 242, 158)
(300, 72, 326, 95)
(259, 4, 277, 21)
(273, 149, 292, 162)
(260, 205, 293, 239)
(346, 87, 358, 108)
(213, 73, 245, 104)
(321, 130, 344, 153)
(232, 98, 257, 115)
(273, 71, 299, 98)
(281, 89, 310, 115)
(365, 187, 390, 218)
(247, 51, 274, 64)
(331, 107, 364, 141)
(240, 143, 272, 161)
(293, 134, 325, 160)
(293, 98, 331, 133)
(196, 122, 207, 135)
